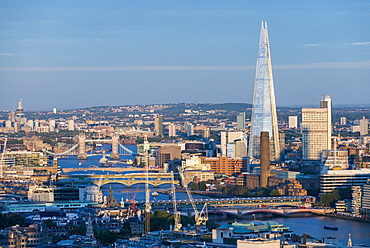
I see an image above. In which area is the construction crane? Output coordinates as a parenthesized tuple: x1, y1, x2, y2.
(171, 172, 182, 232)
(0, 138, 7, 178)
(178, 167, 208, 231)
(145, 163, 151, 234)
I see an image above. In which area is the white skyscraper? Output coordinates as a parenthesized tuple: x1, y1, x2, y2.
(302, 95, 332, 160)
(288, 116, 298, 129)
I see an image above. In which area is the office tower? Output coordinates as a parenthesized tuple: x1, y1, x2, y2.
(221, 131, 244, 157)
(288, 116, 298, 129)
(302, 95, 332, 160)
(53, 108, 57, 114)
(157, 145, 181, 168)
(237, 112, 246, 129)
(360, 117, 369, 136)
(154, 115, 163, 137)
(260, 132, 270, 188)
(249, 21, 280, 161)
(340, 117, 347, 125)
(168, 124, 177, 137)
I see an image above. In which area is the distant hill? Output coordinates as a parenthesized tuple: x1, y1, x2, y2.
(158, 103, 252, 114)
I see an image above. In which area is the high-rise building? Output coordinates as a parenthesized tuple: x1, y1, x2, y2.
(185, 122, 194, 137)
(340, 117, 347, 125)
(168, 123, 177, 137)
(249, 21, 280, 161)
(154, 115, 163, 137)
(15, 99, 26, 124)
(237, 112, 246, 129)
(67, 119, 75, 131)
(288, 116, 298, 129)
(302, 95, 332, 160)
(360, 117, 369, 136)
(202, 127, 210, 138)
(221, 131, 245, 157)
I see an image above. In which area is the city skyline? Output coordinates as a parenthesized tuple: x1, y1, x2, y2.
(1, 1, 370, 110)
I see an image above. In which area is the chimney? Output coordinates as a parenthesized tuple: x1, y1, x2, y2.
(260, 131, 270, 188)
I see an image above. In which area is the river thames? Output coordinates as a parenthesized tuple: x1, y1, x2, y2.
(57, 150, 370, 246)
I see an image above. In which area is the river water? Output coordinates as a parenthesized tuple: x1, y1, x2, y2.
(57, 145, 370, 246)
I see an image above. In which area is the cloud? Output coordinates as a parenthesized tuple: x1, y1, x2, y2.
(274, 60, 370, 69)
(351, 42, 370, 46)
(0, 65, 255, 72)
(0, 61, 369, 72)
(303, 43, 321, 47)
(0, 53, 12, 56)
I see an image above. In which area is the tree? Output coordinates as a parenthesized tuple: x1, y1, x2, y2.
(95, 230, 118, 245)
(319, 189, 340, 207)
(199, 182, 207, 191)
(68, 226, 87, 236)
(43, 219, 57, 229)
(150, 210, 174, 231)
(189, 183, 199, 191)
(119, 221, 131, 237)
(270, 190, 281, 196)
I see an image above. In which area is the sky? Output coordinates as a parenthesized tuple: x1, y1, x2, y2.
(0, 0, 369, 111)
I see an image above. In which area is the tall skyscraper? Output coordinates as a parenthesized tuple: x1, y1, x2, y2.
(288, 116, 298, 129)
(154, 115, 163, 137)
(237, 112, 246, 129)
(248, 21, 280, 161)
(302, 95, 332, 160)
(168, 123, 177, 137)
(360, 117, 369, 136)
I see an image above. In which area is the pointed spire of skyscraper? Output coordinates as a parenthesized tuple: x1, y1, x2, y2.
(248, 21, 280, 161)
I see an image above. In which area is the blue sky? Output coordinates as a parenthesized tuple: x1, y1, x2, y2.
(0, 0, 369, 111)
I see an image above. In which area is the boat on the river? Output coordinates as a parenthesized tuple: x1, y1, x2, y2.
(152, 192, 159, 197)
(324, 225, 338, 231)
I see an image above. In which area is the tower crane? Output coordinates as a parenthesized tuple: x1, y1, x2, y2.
(171, 172, 182, 232)
(178, 167, 208, 231)
(145, 163, 151, 234)
(0, 138, 7, 178)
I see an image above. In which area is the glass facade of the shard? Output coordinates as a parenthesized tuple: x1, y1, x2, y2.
(248, 22, 280, 161)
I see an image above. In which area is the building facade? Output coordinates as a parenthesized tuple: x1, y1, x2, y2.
(201, 157, 247, 176)
(154, 115, 163, 137)
(237, 112, 246, 130)
(302, 95, 332, 160)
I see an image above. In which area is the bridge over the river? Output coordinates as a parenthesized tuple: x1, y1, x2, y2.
(61, 167, 163, 174)
(58, 173, 179, 188)
(45, 134, 136, 160)
(146, 196, 317, 209)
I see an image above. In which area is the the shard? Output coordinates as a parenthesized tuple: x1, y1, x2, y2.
(248, 21, 280, 161)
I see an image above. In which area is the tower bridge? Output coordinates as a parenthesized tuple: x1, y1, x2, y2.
(45, 134, 136, 159)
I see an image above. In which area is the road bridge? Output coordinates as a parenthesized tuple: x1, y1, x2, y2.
(144, 196, 316, 208)
(58, 173, 179, 188)
(61, 167, 163, 174)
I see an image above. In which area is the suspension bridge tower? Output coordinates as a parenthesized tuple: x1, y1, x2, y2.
(110, 134, 120, 160)
(78, 134, 87, 160)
